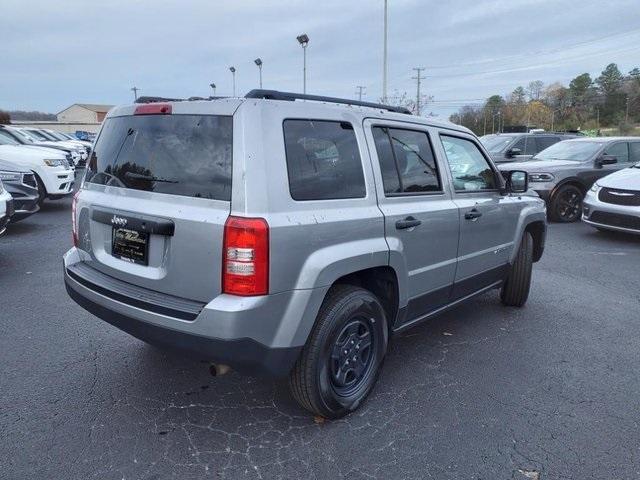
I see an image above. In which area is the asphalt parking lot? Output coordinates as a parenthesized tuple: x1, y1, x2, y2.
(1, 192, 640, 480)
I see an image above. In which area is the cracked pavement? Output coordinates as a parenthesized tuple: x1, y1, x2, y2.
(2, 192, 640, 479)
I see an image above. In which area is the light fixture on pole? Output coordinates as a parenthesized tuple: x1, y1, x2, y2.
(210, 83, 216, 96)
(296, 34, 309, 94)
(254, 58, 263, 88)
(229, 66, 236, 96)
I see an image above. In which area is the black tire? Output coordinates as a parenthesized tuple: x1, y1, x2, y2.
(501, 231, 533, 307)
(550, 184, 583, 222)
(34, 174, 47, 207)
(289, 285, 388, 419)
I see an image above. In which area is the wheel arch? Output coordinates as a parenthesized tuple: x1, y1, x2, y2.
(333, 266, 400, 331)
(524, 220, 546, 262)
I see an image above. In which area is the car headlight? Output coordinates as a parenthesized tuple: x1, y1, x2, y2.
(0, 171, 21, 183)
(528, 172, 555, 182)
(43, 158, 66, 167)
(590, 183, 601, 193)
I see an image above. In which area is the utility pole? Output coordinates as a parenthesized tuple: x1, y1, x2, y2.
(355, 86, 366, 101)
(131, 86, 140, 101)
(626, 95, 630, 123)
(382, 0, 388, 103)
(412, 67, 425, 116)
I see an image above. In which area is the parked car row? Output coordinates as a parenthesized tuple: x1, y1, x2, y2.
(0, 126, 87, 231)
(481, 133, 640, 233)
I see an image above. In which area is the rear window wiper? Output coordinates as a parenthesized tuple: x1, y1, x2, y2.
(124, 172, 178, 183)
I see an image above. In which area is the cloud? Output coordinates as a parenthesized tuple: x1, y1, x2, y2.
(1, 0, 640, 118)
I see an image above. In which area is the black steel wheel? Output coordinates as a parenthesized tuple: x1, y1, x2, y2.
(550, 184, 583, 222)
(289, 285, 388, 419)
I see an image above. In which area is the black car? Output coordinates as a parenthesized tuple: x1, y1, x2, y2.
(481, 131, 581, 163)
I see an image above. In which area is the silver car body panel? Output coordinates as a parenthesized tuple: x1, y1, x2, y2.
(64, 97, 547, 375)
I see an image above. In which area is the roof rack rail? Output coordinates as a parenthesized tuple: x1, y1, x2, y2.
(135, 96, 184, 104)
(245, 89, 412, 115)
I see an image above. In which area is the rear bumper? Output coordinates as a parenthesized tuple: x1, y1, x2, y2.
(65, 280, 301, 376)
(62, 248, 326, 377)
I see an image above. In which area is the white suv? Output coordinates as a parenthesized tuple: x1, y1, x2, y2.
(0, 141, 74, 205)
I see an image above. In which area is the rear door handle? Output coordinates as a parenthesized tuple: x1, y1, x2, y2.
(464, 209, 483, 220)
(396, 216, 422, 230)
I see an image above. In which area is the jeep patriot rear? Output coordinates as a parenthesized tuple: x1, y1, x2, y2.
(64, 90, 547, 418)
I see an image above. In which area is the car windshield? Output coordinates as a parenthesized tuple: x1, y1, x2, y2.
(27, 130, 51, 141)
(480, 135, 515, 153)
(12, 129, 35, 143)
(534, 141, 604, 161)
(0, 134, 20, 146)
(48, 131, 68, 141)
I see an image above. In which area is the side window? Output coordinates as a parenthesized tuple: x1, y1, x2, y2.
(283, 120, 366, 201)
(604, 142, 630, 163)
(372, 127, 441, 194)
(536, 136, 561, 151)
(512, 137, 537, 155)
(629, 142, 640, 163)
(440, 135, 498, 191)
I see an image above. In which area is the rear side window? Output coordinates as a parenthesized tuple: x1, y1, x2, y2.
(372, 127, 441, 194)
(86, 115, 232, 201)
(536, 136, 561, 151)
(513, 137, 537, 155)
(630, 142, 640, 162)
(283, 119, 366, 200)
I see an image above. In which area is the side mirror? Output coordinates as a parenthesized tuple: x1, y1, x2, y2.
(506, 170, 528, 194)
(507, 147, 522, 158)
(595, 155, 617, 168)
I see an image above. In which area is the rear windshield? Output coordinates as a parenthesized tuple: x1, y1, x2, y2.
(86, 114, 232, 201)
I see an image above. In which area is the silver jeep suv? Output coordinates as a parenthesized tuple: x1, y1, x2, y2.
(64, 90, 547, 418)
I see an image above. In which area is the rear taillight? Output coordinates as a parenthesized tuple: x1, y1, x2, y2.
(222, 216, 269, 296)
(71, 190, 80, 247)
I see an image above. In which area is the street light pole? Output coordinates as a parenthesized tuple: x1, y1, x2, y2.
(229, 67, 236, 96)
(382, 0, 388, 103)
(210, 83, 216, 96)
(297, 34, 309, 94)
(254, 58, 263, 89)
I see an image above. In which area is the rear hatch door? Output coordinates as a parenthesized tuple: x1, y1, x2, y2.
(79, 106, 234, 302)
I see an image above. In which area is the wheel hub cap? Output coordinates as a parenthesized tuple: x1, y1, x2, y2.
(330, 319, 373, 391)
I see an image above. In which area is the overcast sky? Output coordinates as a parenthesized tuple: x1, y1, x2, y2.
(2, 0, 640, 118)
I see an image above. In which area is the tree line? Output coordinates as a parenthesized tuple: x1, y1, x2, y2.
(449, 63, 640, 136)
(0, 110, 57, 124)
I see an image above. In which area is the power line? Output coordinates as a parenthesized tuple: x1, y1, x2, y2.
(424, 43, 640, 79)
(425, 27, 640, 70)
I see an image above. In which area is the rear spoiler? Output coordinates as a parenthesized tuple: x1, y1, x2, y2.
(135, 96, 228, 104)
